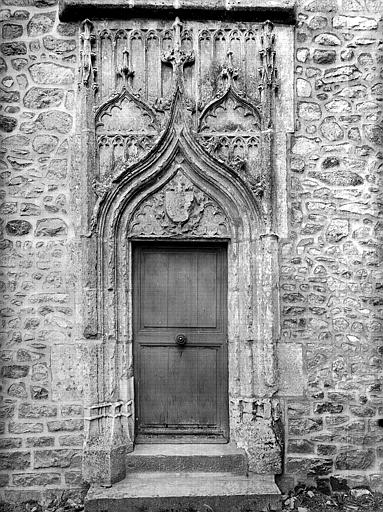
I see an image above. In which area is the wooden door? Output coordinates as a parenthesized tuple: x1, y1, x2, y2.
(133, 243, 228, 442)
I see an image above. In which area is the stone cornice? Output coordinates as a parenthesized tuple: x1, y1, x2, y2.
(59, 0, 296, 23)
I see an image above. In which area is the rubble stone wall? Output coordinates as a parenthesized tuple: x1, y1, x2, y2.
(281, 0, 383, 493)
(0, 1, 83, 501)
(0, 0, 382, 501)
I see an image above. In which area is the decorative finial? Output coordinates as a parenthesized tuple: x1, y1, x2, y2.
(79, 19, 97, 90)
(220, 49, 239, 87)
(258, 20, 278, 93)
(161, 17, 195, 92)
(117, 48, 134, 87)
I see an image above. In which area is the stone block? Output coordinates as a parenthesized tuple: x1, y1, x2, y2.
(29, 62, 75, 85)
(287, 439, 315, 454)
(0, 438, 22, 449)
(0, 42, 27, 55)
(278, 344, 304, 396)
(1, 364, 29, 378)
(35, 218, 68, 236)
(289, 418, 323, 435)
(19, 403, 57, 418)
(27, 12, 55, 37)
(26, 437, 55, 447)
(23, 87, 64, 109)
(47, 419, 83, 432)
(335, 448, 375, 470)
(0, 402, 16, 418)
(59, 434, 84, 446)
(61, 404, 83, 416)
(65, 471, 82, 485)
(34, 449, 82, 469)
(8, 421, 43, 433)
(0, 473, 9, 487)
(12, 472, 61, 486)
(0, 451, 31, 470)
(286, 457, 333, 475)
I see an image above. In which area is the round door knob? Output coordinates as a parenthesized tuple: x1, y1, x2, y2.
(175, 334, 187, 346)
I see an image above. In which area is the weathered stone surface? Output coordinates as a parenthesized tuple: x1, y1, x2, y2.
(7, 382, 27, 398)
(335, 449, 375, 470)
(286, 457, 333, 475)
(47, 419, 83, 432)
(363, 124, 383, 145)
(333, 15, 379, 30)
(59, 434, 83, 446)
(298, 102, 322, 121)
(305, 0, 337, 11)
(0, 42, 27, 55)
(36, 110, 73, 133)
(320, 117, 344, 141)
(309, 170, 363, 186)
(46, 158, 67, 179)
(34, 449, 81, 469)
(0, 438, 22, 449)
(32, 134, 59, 153)
(27, 12, 55, 37)
(292, 136, 319, 155)
(0, 114, 17, 132)
(43, 35, 76, 54)
(2, 23, 23, 39)
(0, 403, 16, 419)
(0, 452, 31, 470)
(35, 218, 67, 236)
(314, 33, 341, 46)
(288, 440, 315, 454)
(12, 473, 61, 486)
(19, 403, 57, 418)
(61, 404, 83, 416)
(325, 98, 351, 113)
(1, 365, 29, 378)
(313, 49, 336, 64)
(323, 65, 362, 83)
(30, 386, 49, 400)
(296, 78, 311, 98)
(29, 62, 74, 85)
(289, 418, 323, 435)
(23, 87, 64, 109)
(26, 437, 54, 447)
(8, 422, 43, 434)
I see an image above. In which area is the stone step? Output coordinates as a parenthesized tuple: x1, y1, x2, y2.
(125, 443, 248, 475)
(85, 471, 282, 512)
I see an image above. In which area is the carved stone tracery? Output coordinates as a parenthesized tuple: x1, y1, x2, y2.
(129, 171, 229, 238)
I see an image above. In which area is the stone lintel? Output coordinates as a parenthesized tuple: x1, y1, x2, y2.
(59, 0, 296, 23)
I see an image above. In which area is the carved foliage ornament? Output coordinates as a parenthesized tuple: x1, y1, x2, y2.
(129, 171, 229, 238)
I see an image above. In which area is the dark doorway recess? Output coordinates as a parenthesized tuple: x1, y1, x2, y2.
(133, 242, 228, 443)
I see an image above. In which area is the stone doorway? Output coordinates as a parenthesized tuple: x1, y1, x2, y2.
(70, 3, 294, 489)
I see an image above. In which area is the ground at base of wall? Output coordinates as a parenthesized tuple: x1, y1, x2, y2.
(282, 484, 383, 512)
(1, 486, 383, 512)
(0, 487, 87, 512)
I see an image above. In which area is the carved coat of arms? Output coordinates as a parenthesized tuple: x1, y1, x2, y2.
(164, 174, 194, 223)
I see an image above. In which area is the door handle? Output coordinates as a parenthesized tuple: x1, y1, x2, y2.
(175, 334, 187, 346)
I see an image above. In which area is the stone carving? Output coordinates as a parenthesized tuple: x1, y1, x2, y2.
(197, 50, 262, 185)
(95, 89, 160, 176)
(129, 172, 229, 237)
(79, 19, 97, 89)
(259, 20, 278, 93)
(116, 48, 134, 86)
(161, 17, 195, 92)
